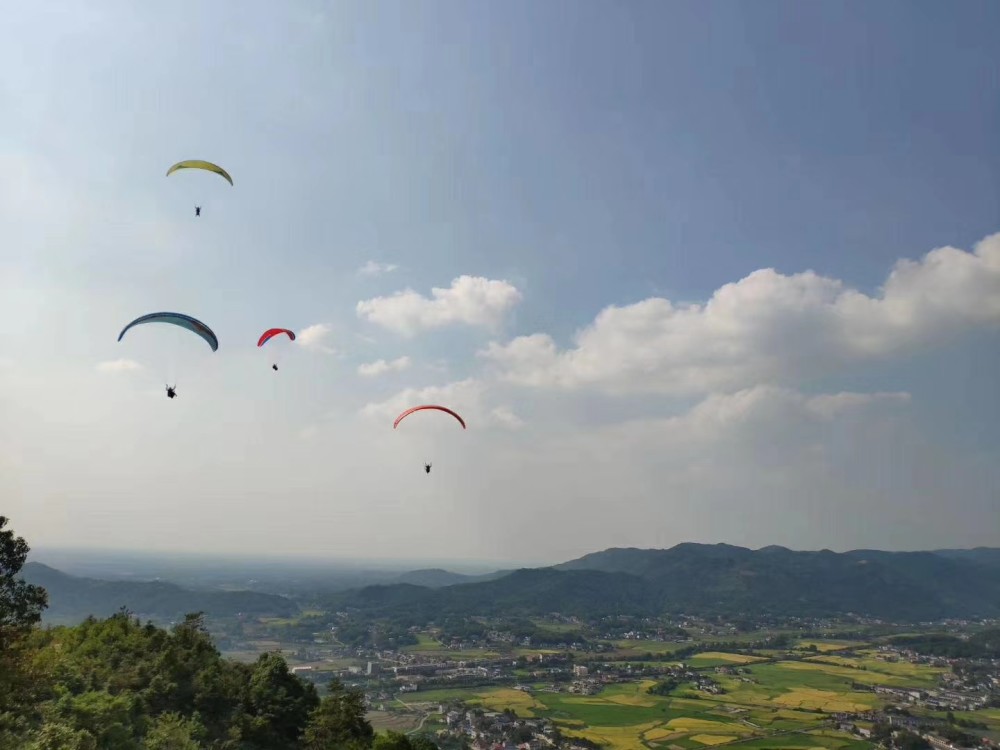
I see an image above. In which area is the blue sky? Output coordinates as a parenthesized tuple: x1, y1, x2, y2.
(1, 1, 998, 562)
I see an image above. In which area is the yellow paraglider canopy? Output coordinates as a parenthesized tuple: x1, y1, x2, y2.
(165, 160, 233, 186)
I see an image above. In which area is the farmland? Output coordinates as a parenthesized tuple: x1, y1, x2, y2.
(387, 650, 954, 750)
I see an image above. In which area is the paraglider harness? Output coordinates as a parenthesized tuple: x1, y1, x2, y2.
(424, 463, 432, 474)
(166, 385, 177, 399)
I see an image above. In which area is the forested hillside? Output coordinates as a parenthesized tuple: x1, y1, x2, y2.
(0, 517, 438, 750)
(325, 542, 1000, 623)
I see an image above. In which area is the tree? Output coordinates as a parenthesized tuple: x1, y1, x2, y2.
(0, 516, 48, 636)
(142, 712, 203, 750)
(237, 652, 319, 748)
(302, 680, 373, 750)
(0, 516, 50, 720)
(410, 737, 439, 750)
(25, 723, 97, 750)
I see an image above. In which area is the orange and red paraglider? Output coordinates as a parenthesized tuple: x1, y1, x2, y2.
(393, 405, 467, 430)
(393, 405, 466, 475)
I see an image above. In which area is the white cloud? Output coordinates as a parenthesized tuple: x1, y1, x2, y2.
(357, 275, 523, 336)
(489, 405, 525, 430)
(96, 358, 142, 373)
(357, 356, 412, 377)
(361, 378, 523, 430)
(482, 232, 1000, 395)
(296, 323, 336, 353)
(357, 260, 399, 277)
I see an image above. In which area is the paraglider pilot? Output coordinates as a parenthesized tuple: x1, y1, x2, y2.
(195, 206, 201, 217)
(424, 463, 432, 474)
(272, 364, 278, 371)
(165, 385, 177, 399)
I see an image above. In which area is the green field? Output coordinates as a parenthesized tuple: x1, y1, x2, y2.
(614, 640, 691, 655)
(796, 639, 869, 653)
(405, 633, 446, 651)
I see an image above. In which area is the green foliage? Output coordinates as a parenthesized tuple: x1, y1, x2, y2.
(0, 516, 49, 720)
(0, 604, 344, 750)
(373, 731, 414, 750)
(235, 652, 319, 748)
(142, 713, 203, 750)
(302, 681, 373, 750)
(24, 722, 98, 750)
(889, 629, 1000, 658)
(0, 517, 48, 637)
(646, 678, 679, 696)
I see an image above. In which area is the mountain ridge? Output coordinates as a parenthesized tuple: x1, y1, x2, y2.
(21, 562, 298, 623)
(332, 542, 1000, 621)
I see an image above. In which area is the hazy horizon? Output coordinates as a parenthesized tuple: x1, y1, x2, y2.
(3, 2, 999, 561)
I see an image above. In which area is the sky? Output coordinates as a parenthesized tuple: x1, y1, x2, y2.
(2, 0, 999, 565)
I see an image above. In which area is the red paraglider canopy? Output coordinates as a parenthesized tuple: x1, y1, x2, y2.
(257, 328, 296, 347)
(393, 405, 467, 430)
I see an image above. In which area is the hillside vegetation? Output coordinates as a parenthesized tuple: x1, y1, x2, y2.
(0, 517, 438, 750)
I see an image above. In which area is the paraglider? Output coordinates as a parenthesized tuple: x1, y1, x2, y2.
(257, 328, 295, 371)
(393, 405, 467, 430)
(166, 160, 234, 185)
(393, 405, 466, 475)
(118, 313, 218, 398)
(166, 160, 233, 216)
(118, 312, 219, 352)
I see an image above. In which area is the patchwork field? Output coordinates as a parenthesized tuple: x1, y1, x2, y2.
(404, 675, 874, 750)
(387, 646, 959, 749)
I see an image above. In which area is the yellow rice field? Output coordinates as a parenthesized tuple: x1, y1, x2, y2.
(696, 651, 769, 664)
(772, 688, 872, 712)
(691, 734, 740, 745)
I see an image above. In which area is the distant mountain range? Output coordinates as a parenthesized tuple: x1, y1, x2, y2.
(391, 568, 509, 588)
(24, 543, 1000, 624)
(21, 562, 298, 624)
(329, 543, 1000, 622)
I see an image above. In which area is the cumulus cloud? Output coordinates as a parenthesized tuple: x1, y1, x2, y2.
(357, 260, 399, 277)
(96, 358, 142, 373)
(357, 356, 412, 377)
(361, 378, 523, 430)
(357, 275, 522, 336)
(457, 383, 951, 557)
(482, 232, 1000, 395)
(296, 323, 335, 353)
